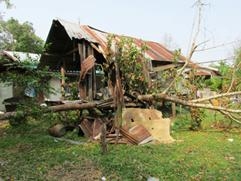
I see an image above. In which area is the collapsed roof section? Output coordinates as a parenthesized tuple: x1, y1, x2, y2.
(0, 50, 40, 72)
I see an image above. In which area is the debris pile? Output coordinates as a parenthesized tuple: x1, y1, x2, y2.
(49, 107, 175, 145)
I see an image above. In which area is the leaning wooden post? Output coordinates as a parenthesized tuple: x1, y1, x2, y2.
(114, 61, 124, 143)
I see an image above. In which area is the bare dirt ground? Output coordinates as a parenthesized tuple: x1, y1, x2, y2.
(46, 159, 103, 181)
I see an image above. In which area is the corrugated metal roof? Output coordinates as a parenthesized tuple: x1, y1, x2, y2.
(57, 18, 97, 43)
(195, 66, 220, 76)
(1, 51, 40, 62)
(42, 19, 219, 76)
(56, 18, 181, 62)
(0, 51, 40, 71)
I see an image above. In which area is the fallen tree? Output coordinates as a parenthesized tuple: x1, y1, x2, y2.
(1, 1, 240, 130)
(1, 91, 241, 125)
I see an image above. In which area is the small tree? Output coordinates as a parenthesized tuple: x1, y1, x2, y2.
(103, 35, 149, 144)
(0, 18, 44, 53)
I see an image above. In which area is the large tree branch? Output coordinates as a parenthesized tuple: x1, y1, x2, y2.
(191, 91, 241, 103)
(218, 110, 241, 125)
(161, 44, 195, 94)
(0, 102, 97, 121)
(138, 93, 241, 114)
(1, 93, 241, 126)
(227, 61, 241, 93)
(162, 1, 207, 95)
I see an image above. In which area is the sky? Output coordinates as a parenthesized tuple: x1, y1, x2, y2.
(2, 0, 241, 65)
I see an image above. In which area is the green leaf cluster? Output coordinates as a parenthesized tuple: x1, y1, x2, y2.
(0, 18, 44, 53)
(105, 35, 149, 94)
(203, 48, 241, 92)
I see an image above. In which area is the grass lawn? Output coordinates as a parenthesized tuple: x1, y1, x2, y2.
(0, 111, 240, 181)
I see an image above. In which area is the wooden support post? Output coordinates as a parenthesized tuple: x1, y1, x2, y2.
(87, 46, 93, 101)
(179, 105, 182, 113)
(92, 65, 96, 99)
(100, 122, 107, 154)
(92, 49, 96, 99)
(171, 102, 176, 118)
(60, 60, 66, 99)
(78, 42, 87, 99)
(141, 57, 151, 89)
(73, 40, 76, 62)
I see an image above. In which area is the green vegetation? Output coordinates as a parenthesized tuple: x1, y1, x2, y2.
(0, 112, 240, 181)
(0, 18, 44, 53)
(206, 48, 241, 92)
(105, 36, 149, 95)
(0, 3, 240, 180)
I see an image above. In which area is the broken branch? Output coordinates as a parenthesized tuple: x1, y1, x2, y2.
(218, 110, 241, 125)
(138, 93, 241, 114)
(191, 91, 241, 103)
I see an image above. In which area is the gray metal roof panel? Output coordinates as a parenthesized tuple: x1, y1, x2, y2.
(57, 18, 97, 43)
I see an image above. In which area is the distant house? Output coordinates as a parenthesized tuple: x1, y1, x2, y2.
(0, 50, 40, 111)
(40, 18, 218, 101)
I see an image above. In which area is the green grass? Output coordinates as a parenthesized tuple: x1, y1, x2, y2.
(0, 113, 240, 181)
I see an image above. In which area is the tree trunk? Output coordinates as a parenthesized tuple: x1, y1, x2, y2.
(0, 102, 97, 121)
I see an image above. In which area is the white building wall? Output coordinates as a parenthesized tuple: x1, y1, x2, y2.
(0, 83, 13, 112)
(47, 78, 62, 101)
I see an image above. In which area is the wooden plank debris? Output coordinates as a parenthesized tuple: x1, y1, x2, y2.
(92, 118, 102, 139)
(79, 118, 103, 139)
(79, 118, 93, 137)
(120, 125, 152, 145)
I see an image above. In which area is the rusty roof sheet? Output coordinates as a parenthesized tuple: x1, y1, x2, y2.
(56, 18, 182, 62)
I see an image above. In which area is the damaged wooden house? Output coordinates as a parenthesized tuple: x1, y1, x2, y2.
(40, 19, 218, 101)
(39, 18, 217, 144)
